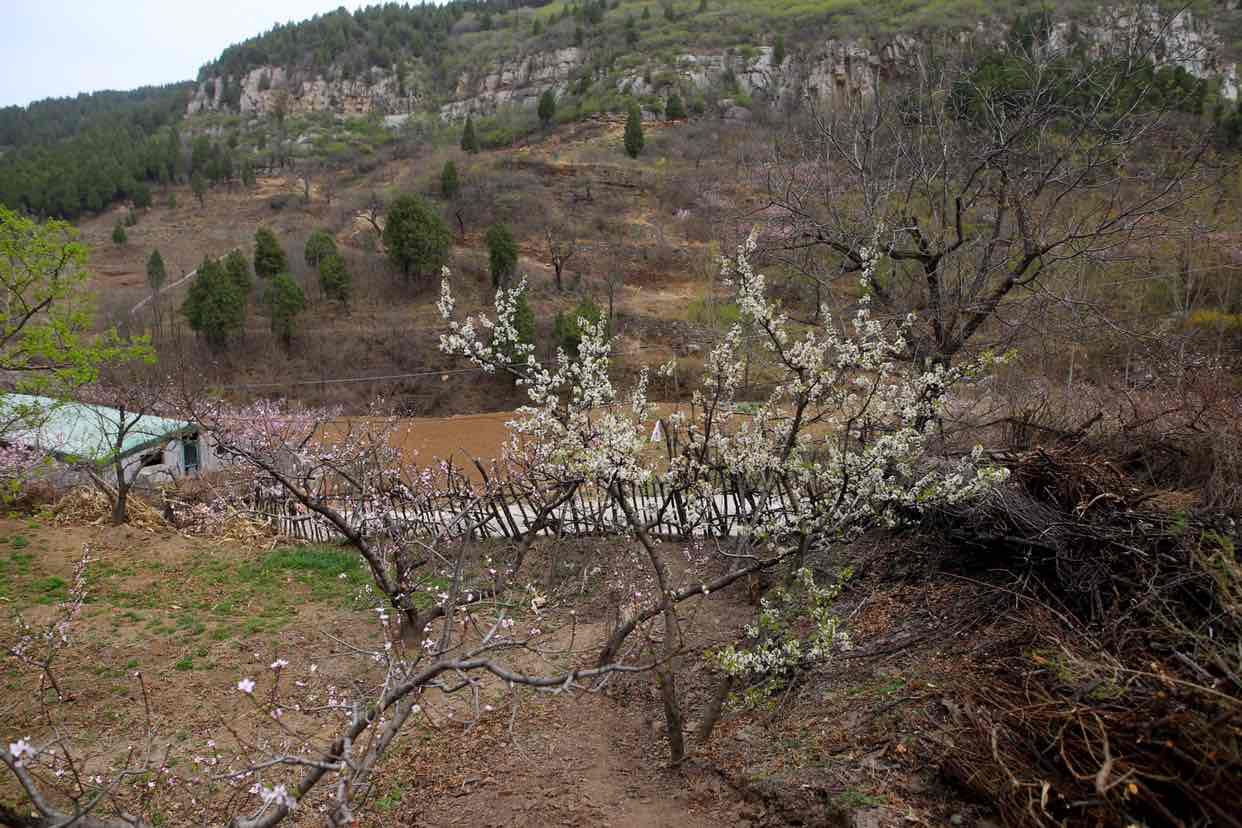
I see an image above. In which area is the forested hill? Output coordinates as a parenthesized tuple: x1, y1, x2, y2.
(2, 0, 1240, 221)
(0, 84, 191, 218)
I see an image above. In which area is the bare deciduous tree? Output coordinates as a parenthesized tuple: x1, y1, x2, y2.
(545, 221, 579, 291)
(765, 25, 1208, 370)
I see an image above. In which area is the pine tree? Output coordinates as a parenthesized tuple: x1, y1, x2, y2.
(223, 248, 253, 296)
(773, 34, 786, 68)
(441, 160, 459, 199)
(666, 93, 687, 120)
(624, 103, 645, 159)
(319, 252, 352, 307)
(382, 194, 453, 280)
(461, 115, 480, 153)
(146, 249, 166, 292)
(191, 172, 207, 206)
(182, 256, 245, 351)
(253, 227, 288, 279)
(112, 222, 127, 246)
(485, 223, 519, 288)
(304, 229, 338, 269)
(263, 273, 306, 348)
(538, 89, 557, 128)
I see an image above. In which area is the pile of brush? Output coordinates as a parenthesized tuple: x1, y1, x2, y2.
(927, 447, 1241, 826)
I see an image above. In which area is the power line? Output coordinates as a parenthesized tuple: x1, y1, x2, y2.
(215, 366, 499, 390)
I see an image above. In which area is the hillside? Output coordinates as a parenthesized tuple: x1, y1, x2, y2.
(5, 0, 1242, 220)
(1, 3, 1241, 828)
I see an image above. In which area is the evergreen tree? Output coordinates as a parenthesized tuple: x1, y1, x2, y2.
(772, 34, 786, 67)
(304, 229, 338, 269)
(191, 172, 207, 206)
(642, 5, 650, 19)
(263, 273, 306, 348)
(461, 115, 480, 153)
(146, 249, 166, 292)
(666, 93, 687, 120)
(382, 194, 453, 279)
(241, 159, 256, 188)
(132, 183, 152, 209)
(223, 248, 253, 296)
(441, 160, 459, 199)
(485, 223, 519, 288)
(538, 89, 557, 128)
(625, 15, 639, 47)
(112, 222, 127, 246)
(182, 256, 245, 351)
(624, 103, 645, 158)
(319, 252, 351, 307)
(553, 297, 605, 355)
(253, 226, 288, 278)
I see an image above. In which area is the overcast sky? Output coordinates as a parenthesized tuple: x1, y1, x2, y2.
(1, 0, 393, 107)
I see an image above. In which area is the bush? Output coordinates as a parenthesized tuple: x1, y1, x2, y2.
(686, 297, 740, 328)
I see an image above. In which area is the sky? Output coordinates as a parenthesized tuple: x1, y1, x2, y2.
(0, 0, 393, 107)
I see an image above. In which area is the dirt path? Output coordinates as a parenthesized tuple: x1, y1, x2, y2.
(404, 692, 737, 827)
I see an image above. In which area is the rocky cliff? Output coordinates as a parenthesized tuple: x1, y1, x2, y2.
(186, 7, 1238, 122)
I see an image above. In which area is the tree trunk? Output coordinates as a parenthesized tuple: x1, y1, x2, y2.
(610, 484, 685, 765)
(111, 458, 129, 526)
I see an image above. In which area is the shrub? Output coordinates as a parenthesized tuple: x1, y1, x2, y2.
(686, 297, 740, 328)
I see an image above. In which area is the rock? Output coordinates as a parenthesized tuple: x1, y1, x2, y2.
(188, 10, 1239, 122)
(723, 105, 752, 121)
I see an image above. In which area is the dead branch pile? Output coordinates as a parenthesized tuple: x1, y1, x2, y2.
(50, 485, 273, 544)
(51, 488, 166, 531)
(926, 447, 1241, 827)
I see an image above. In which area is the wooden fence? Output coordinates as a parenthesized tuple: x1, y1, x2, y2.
(245, 473, 802, 544)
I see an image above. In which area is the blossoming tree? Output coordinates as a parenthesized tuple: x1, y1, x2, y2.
(1, 233, 1006, 826)
(436, 231, 1008, 761)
